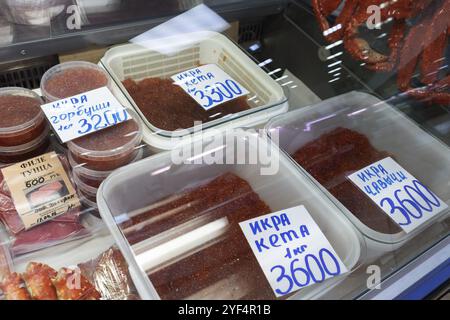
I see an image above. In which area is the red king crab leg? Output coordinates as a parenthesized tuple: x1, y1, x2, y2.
(398, 0, 450, 104)
(312, 0, 359, 42)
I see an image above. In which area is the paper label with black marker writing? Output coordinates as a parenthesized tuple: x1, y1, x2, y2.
(1, 152, 80, 230)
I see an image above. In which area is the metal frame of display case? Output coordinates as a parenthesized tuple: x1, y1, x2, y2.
(0, 0, 287, 62)
(359, 236, 449, 300)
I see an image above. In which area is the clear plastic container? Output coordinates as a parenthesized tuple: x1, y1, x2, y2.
(101, 31, 289, 150)
(40, 61, 111, 102)
(266, 91, 450, 250)
(67, 109, 143, 171)
(97, 131, 364, 300)
(0, 87, 47, 147)
(0, 126, 50, 164)
(69, 148, 144, 188)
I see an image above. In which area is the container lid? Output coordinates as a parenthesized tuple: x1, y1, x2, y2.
(266, 91, 450, 245)
(0, 87, 45, 135)
(72, 168, 99, 197)
(97, 130, 364, 300)
(0, 125, 50, 155)
(66, 108, 143, 159)
(68, 141, 145, 179)
(100, 31, 288, 139)
(40, 61, 111, 102)
(79, 192, 98, 210)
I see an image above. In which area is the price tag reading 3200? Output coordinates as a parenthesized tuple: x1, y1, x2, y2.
(171, 64, 249, 111)
(239, 205, 347, 297)
(41, 87, 129, 143)
(348, 157, 448, 233)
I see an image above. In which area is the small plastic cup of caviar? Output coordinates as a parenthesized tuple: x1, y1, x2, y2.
(69, 148, 143, 188)
(67, 109, 143, 171)
(0, 125, 50, 163)
(72, 168, 99, 199)
(69, 153, 112, 188)
(77, 185, 98, 204)
(78, 189, 100, 218)
(40, 61, 111, 102)
(0, 87, 47, 147)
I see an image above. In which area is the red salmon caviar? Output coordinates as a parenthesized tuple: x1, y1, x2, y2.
(41, 62, 110, 102)
(67, 110, 143, 171)
(0, 88, 46, 147)
(292, 127, 402, 234)
(122, 77, 250, 131)
(120, 172, 276, 299)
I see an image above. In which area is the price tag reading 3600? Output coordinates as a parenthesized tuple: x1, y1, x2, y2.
(171, 64, 249, 111)
(239, 205, 347, 297)
(348, 157, 448, 233)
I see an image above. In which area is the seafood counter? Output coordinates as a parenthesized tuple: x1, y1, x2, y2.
(0, 2, 448, 300)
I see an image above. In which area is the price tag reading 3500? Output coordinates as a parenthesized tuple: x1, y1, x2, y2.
(171, 64, 249, 111)
(348, 157, 448, 233)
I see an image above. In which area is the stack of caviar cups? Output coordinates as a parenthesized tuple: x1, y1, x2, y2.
(67, 108, 143, 212)
(0, 87, 50, 163)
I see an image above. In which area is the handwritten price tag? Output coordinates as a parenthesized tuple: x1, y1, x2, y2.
(348, 157, 448, 233)
(41, 87, 129, 143)
(171, 64, 249, 111)
(239, 205, 347, 297)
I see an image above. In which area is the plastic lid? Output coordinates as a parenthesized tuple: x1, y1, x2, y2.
(40, 61, 111, 102)
(67, 108, 143, 159)
(80, 194, 98, 211)
(77, 186, 97, 203)
(72, 168, 98, 197)
(68, 147, 144, 179)
(0, 87, 45, 135)
(0, 125, 50, 155)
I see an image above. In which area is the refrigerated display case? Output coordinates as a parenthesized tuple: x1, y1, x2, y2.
(0, 0, 448, 300)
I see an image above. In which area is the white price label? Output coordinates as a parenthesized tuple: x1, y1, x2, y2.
(348, 157, 448, 233)
(41, 87, 130, 143)
(239, 205, 347, 297)
(171, 64, 249, 111)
